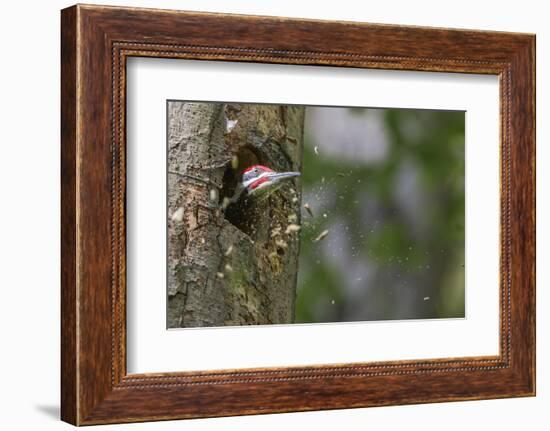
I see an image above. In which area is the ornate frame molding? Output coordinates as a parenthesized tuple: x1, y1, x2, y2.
(61, 5, 535, 425)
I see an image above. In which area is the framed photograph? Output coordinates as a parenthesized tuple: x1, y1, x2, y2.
(61, 4, 535, 425)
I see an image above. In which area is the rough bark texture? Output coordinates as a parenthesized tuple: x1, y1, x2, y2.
(167, 102, 304, 328)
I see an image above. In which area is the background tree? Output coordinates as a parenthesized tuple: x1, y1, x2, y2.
(167, 101, 304, 328)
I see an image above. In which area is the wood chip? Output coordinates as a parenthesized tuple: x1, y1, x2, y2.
(275, 239, 288, 249)
(225, 119, 238, 134)
(303, 203, 314, 217)
(270, 226, 282, 238)
(231, 155, 239, 170)
(285, 224, 301, 234)
(209, 188, 218, 203)
(312, 229, 329, 242)
(170, 207, 184, 222)
(221, 197, 231, 210)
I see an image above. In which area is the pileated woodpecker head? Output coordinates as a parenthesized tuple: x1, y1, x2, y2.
(223, 164, 300, 234)
(241, 165, 300, 198)
(224, 165, 300, 221)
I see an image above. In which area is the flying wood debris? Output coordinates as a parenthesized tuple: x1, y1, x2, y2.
(231, 155, 239, 170)
(209, 188, 219, 203)
(312, 229, 329, 242)
(225, 119, 238, 134)
(275, 239, 288, 249)
(221, 197, 231, 210)
(216, 272, 225, 279)
(225, 264, 233, 273)
(303, 203, 314, 217)
(314, 146, 319, 155)
(224, 245, 233, 256)
(270, 226, 282, 238)
(285, 224, 301, 234)
(170, 207, 184, 222)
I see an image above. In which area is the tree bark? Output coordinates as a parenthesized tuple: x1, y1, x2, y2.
(167, 101, 304, 328)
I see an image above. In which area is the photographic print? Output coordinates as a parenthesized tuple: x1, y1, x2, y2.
(167, 101, 465, 329)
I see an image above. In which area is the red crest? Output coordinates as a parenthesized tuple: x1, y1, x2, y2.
(243, 165, 273, 174)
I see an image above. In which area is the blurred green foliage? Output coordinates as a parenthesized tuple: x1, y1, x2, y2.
(295, 108, 465, 323)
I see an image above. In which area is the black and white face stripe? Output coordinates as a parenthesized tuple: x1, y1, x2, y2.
(241, 165, 274, 188)
(240, 165, 301, 194)
(242, 167, 262, 183)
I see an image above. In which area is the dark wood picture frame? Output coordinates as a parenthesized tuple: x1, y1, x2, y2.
(61, 4, 535, 425)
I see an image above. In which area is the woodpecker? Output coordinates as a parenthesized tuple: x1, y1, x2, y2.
(224, 164, 300, 222)
(241, 165, 300, 199)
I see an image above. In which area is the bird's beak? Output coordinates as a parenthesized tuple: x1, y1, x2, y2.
(265, 171, 301, 183)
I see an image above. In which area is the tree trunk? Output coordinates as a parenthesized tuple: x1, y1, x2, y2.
(167, 101, 304, 328)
